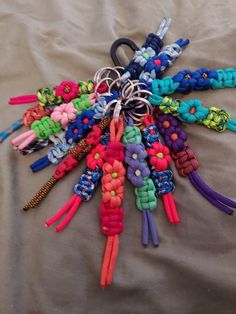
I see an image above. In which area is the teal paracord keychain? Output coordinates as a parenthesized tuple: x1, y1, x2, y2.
(149, 68, 236, 132)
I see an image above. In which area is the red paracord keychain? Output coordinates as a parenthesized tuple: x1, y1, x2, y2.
(22, 117, 111, 210)
(99, 118, 125, 287)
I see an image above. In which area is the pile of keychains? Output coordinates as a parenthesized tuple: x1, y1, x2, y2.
(1, 18, 236, 287)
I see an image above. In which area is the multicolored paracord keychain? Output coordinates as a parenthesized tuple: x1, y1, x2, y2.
(1, 17, 236, 287)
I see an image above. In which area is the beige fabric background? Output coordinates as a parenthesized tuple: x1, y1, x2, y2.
(0, 1, 236, 313)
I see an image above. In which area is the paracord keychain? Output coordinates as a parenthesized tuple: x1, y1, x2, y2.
(149, 68, 236, 132)
(155, 112, 236, 215)
(123, 119, 159, 247)
(0, 80, 107, 142)
(27, 33, 189, 172)
(22, 117, 111, 210)
(29, 70, 121, 172)
(111, 78, 159, 247)
(22, 29, 186, 211)
(99, 117, 125, 288)
(2, 17, 236, 290)
(142, 115, 179, 224)
(44, 132, 110, 232)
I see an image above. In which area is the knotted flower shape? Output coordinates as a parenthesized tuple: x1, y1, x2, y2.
(127, 160, 150, 187)
(102, 180, 124, 208)
(134, 47, 156, 67)
(172, 69, 196, 93)
(192, 68, 218, 90)
(56, 81, 79, 103)
(102, 160, 125, 186)
(147, 142, 171, 171)
(142, 54, 170, 82)
(156, 113, 180, 135)
(86, 144, 106, 170)
(164, 127, 187, 152)
(51, 102, 77, 127)
(124, 143, 147, 165)
(65, 109, 96, 143)
(178, 99, 209, 123)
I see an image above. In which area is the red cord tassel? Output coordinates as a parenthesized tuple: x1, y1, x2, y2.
(100, 235, 119, 287)
(8, 94, 38, 105)
(162, 193, 180, 224)
(45, 194, 82, 232)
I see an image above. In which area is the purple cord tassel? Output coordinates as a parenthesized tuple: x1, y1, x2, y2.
(142, 211, 149, 246)
(188, 172, 234, 215)
(142, 210, 159, 247)
(192, 171, 236, 208)
(146, 210, 159, 247)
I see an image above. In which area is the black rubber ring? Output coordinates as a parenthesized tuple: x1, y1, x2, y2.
(110, 38, 139, 67)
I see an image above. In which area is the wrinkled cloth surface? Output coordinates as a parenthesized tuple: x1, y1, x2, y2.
(0, 1, 236, 313)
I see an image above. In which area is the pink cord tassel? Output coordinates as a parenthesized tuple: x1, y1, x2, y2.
(45, 194, 77, 227)
(11, 130, 36, 150)
(162, 193, 180, 224)
(8, 94, 38, 105)
(45, 194, 82, 232)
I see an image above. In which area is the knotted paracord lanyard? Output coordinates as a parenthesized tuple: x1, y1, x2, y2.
(155, 112, 236, 215)
(22, 117, 111, 210)
(45, 132, 109, 232)
(99, 117, 125, 288)
(149, 68, 236, 132)
(0, 80, 107, 142)
(142, 115, 179, 224)
(122, 119, 158, 247)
